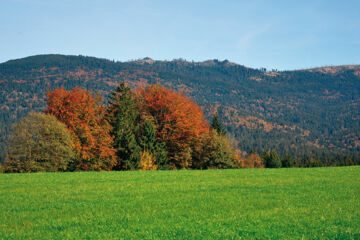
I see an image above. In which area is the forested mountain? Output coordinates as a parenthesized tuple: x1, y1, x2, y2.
(0, 54, 359, 162)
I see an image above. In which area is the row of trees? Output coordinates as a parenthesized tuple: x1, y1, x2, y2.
(3, 84, 241, 172)
(241, 150, 359, 168)
(2, 82, 356, 173)
(242, 151, 293, 168)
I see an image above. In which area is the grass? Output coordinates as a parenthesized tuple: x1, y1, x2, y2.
(0, 167, 359, 239)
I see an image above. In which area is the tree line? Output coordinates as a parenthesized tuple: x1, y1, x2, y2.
(1, 82, 358, 173)
(2, 83, 241, 172)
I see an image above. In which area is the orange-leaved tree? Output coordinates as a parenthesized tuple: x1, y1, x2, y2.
(138, 84, 209, 169)
(45, 87, 116, 171)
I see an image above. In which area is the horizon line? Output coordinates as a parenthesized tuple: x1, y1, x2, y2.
(1, 53, 359, 72)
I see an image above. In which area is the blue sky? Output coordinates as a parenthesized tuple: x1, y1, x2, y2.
(1, 0, 359, 70)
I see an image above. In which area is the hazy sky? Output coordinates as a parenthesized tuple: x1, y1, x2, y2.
(1, 0, 359, 70)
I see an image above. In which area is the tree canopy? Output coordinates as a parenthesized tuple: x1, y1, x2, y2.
(138, 84, 210, 169)
(4, 112, 75, 173)
(45, 87, 116, 171)
(107, 83, 141, 170)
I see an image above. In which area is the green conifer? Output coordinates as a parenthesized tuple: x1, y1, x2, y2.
(211, 113, 227, 135)
(139, 120, 168, 169)
(107, 83, 141, 170)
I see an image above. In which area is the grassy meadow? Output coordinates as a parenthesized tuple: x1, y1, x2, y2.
(0, 167, 359, 239)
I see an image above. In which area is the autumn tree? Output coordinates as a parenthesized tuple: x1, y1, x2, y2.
(138, 84, 209, 169)
(192, 131, 239, 169)
(203, 131, 239, 169)
(45, 87, 116, 171)
(139, 150, 157, 171)
(244, 151, 264, 168)
(4, 112, 75, 173)
(107, 83, 141, 170)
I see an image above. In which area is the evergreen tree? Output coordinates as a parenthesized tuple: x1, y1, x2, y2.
(261, 151, 270, 167)
(107, 83, 141, 170)
(281, 154, 294, 168)
(262, 150, 282, 168)
(138, 120, 168, 169)
(116, 127, 141, 170)
(211, 113, 227, 136)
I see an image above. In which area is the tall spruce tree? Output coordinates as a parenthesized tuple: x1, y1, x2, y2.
(139, 120, 168, 169)
(107, 83, 141, 170)
(211, 113, 227, 136)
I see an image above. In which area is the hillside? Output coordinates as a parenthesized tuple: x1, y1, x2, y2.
(0, 54, 359, 161)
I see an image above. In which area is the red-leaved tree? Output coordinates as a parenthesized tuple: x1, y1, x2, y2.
(138, 84, 209, 169)
(45, 87, 116, 171)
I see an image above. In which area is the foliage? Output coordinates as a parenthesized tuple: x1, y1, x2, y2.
(138, 84, 210, 169)
(4, 112, 75, 173)
(107, 83, 141, 170)
(1, 54, 360, 164)
(281, 154, 294, 168)
(262, 150, 282, 168)
(192, 131, 238, 169)
(303, 156, 324, 168)
(244, 152, 264, 168)
(45, 87, 116, 171)
(139, 150, 157, 171)
(138, 120, 168, 169)
(211, 113, 227, 135)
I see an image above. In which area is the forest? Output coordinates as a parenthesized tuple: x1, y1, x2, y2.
(0, 54, 359, 167)
(1, 82, 358, 173)
(3, 84, 241, 172)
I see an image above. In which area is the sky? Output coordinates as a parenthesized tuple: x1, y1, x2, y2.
(1, 0, 359, 70)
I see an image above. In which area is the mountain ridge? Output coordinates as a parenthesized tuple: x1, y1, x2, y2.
(3, 54, 359, 72)
(0, 54, 359, 162)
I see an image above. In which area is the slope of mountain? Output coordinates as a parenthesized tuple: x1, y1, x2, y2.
(0, 54, 359, 162)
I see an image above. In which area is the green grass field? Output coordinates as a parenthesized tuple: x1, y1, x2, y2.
(0, 167, 359, 239)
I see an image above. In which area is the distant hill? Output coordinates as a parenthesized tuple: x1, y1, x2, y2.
(0, 54, 359, 162)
